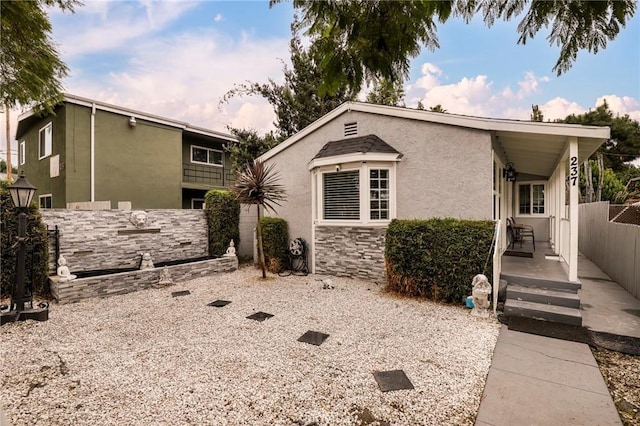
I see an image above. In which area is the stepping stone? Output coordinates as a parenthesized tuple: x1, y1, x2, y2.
(171, 290, 191, 297)
(297, 330, 330, 346)
(373, 370, 414, 392)
(246, 311, 273, 322)
(207, 300, 231, 308)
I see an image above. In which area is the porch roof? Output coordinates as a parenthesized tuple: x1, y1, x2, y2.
(259, 102, 610, 178)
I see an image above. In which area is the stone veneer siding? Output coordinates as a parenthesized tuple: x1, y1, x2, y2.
(50, 255, 238, 304)
(314, 226, 386, 282)
(42, 209, 209, 274)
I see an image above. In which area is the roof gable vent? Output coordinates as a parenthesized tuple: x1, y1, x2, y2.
(344, 122, 358, 137)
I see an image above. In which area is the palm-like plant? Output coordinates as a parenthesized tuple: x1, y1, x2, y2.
(232, 160, 286, 278)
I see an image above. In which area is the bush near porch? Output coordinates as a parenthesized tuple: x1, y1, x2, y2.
(385, 218, 495, 304)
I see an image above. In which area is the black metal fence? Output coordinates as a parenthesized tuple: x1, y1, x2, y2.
(183, 163, 234, 187)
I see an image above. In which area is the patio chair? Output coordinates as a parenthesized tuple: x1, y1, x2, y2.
(509, 217, 535, 251)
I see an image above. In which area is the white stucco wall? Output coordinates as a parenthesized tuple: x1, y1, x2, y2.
(264, 110, 494, 272)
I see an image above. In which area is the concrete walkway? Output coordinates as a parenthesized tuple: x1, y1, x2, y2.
(476, 253, 639, 425)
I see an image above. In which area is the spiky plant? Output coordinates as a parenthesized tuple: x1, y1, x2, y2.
(232, 160, 286, 278)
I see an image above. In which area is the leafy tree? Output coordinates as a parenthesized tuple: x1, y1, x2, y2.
(232, 160, 286, 278)
(580, 159, 628, 203)
(561, 100, 640, 172)
(271, 0, 636, 94)
(226, 129, 280, 173)
(222, 21, 358, 140)
(429, 104, 447, 113)
(531, 105, 543, 122)
(365, 78, 405, 106)
(416, 101, 425, 110)
(0, 159, 17, 175)
(1, 0, 80, 112)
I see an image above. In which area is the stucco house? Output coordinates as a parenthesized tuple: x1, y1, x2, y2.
(259, 102, 610, 289)
(15, 94, 237, 210)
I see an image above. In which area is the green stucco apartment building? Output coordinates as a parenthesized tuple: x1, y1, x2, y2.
(15, 94, 236, 209)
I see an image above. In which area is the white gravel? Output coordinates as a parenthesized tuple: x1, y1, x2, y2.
(1, 266, 500, 425)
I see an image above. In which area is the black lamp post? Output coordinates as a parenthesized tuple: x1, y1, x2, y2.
(1, 173, 49, 325)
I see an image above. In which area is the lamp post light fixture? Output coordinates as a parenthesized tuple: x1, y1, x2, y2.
(1, 173, 49, 325)
(503, 162, 518, 182)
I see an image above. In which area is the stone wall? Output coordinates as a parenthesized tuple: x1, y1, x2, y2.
(42, 209, 208, 274)
(50, 255, 238, 304)
(314, 226, 386, 282)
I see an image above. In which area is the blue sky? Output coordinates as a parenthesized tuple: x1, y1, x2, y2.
(3, 0, 639, 164)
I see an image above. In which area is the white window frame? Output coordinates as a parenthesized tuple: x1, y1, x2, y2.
(190, 145, 223, 167)
(316, 162, 396, 226)
(39, 123, 52, 160)
(39, 194, 52, 209)
(19, 141, 25, 165)
(516, 181, 547, 217)
(191, 198, 205, 209)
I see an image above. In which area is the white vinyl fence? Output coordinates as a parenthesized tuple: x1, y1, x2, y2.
(579, 202, 639, 298)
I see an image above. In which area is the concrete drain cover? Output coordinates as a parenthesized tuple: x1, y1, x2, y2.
(373, 370, 414, 392)
(297, 330, 330, 346)
(171, 290, 191, 297)
(246, 311, 274, 322)
(207, 300, 231, 308)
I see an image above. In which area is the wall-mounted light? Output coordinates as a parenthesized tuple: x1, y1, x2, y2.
(128, 116, 137, 128)
(335, 164, 341, 172)
(503, 162, 517, 182)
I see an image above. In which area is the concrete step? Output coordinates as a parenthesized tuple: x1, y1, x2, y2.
(504, 299, 582, 326)
(507, 284, 581, 309)
(500, 273, 581, 292)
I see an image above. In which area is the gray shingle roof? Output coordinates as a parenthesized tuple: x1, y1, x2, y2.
(312, 134, 401, 160)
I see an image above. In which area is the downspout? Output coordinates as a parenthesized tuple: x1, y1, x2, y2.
(90, 103, 96, 202)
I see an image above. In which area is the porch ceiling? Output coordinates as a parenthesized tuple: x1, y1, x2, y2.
(495, 131, 606, 178)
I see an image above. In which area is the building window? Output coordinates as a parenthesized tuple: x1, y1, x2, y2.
(39, 123, 52, 159)
(191, 198, 205, 209)
(518, 182, 545, 215)
(19, 141, 25, 165)
(323, 170, 360, 220)
(39, 194, 52, 209)
(191, 145, 223, 166)
(369, 169, 389, 220)
(320, 165, 394, 224)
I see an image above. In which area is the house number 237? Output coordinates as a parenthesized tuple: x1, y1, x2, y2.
(570, 156, 578, 186)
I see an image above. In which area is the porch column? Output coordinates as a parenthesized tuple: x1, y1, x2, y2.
(568, 137, 579, 281)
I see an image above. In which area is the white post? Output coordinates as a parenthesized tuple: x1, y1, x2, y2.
(568, 137, 579, 281)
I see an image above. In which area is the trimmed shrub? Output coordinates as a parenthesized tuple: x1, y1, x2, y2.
(260, 217, 288, 273)
(205, 190, 240, 257)
(1, 180, 50, 297)
(385, 218, 495, 304)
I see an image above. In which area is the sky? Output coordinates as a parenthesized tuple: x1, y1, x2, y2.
(2, 0, 639, 167)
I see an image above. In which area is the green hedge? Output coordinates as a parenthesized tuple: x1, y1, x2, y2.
(260, 217, 289, 273)
(205, 190, 240, 257)
(1, 180, 50, 297)
(385, 218, 495, 304)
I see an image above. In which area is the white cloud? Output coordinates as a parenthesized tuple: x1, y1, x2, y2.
(406, 63, 640, 123)
(50, 1, 198, 57)
(214, 13, 223, 22)
(64, 27, 288, 134)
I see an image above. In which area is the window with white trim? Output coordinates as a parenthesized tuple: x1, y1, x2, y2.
(191, 145, 223, 166)
(39, 123, 52, 159)
(319, 164, 394, 224)
(19, 141, 25, 165)
(39, 194, 52, 209)
(518, 182, 545, 215)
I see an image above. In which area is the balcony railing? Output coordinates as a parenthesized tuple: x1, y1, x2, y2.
(183, 163, 234, 187)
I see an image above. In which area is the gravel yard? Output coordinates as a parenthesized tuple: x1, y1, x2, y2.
(1, 267, 500, 425)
